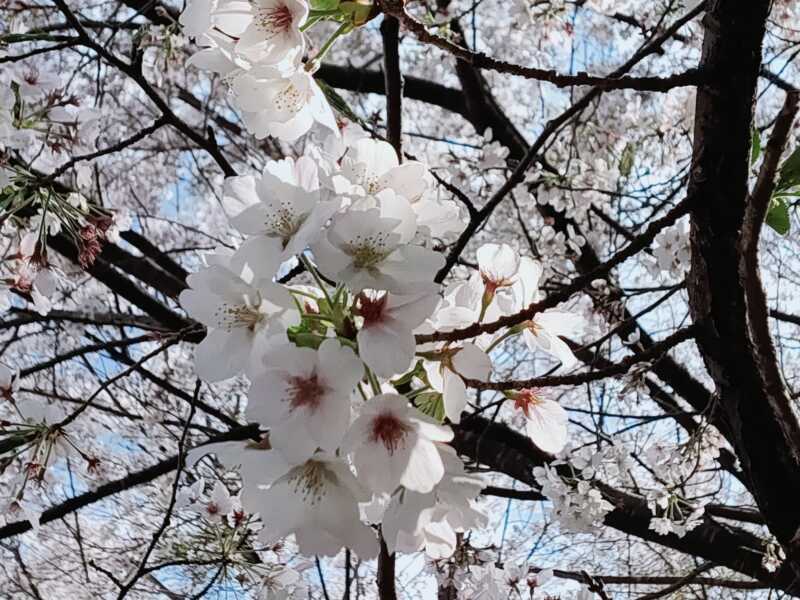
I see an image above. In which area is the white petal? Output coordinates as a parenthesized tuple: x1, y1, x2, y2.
(525, 399, 568, 454)
(357, 322, 414, 379)
(452, 343, 492, 380)
(400, 440, 445, 493)
(442, 371, 467, 423)
(194, 328, 252, 381)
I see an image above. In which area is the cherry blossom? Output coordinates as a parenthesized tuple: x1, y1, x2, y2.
(503, 258, 585, 369)
(509, 388, 568, 454)
(312, 193, 444, 293)
(178, 479, 236, 523)
(380, 446, 487, 558)
(236, 0, 308, 65)
(354, 290, 439, 378)
(424, 343, 492, 423)
(243, 452, 378, 559)
(178, 253, 299, 381)
(232, 65, 338, 141)
(226, 165, 338, 263)
(343, 393, 453, 493)
(247, 339, 363, 463)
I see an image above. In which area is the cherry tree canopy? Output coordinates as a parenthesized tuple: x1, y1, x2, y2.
(2, 0, 800, 598)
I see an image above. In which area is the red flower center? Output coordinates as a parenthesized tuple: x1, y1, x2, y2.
(512, 388, 544, 418)
(287, 374, 326, 412)
(256, 4, 293, 33)
(369, 412, 411, 455)
(356, 292, 388, 327)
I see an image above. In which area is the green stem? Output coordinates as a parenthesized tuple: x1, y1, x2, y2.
(299, 253, 334, 308)
(299, 14, 324, 32)
(366, 366, 382, 396)
(306, 21, 352, 70)
(485, 328, 521, 354)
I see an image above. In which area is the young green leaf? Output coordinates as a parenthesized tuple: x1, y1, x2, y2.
(316, 78, 363, 126)
(618, 142, 635, 178)
(310, 0, 340, 10)
(414, 392, 446, 422)
(777, 146, 800, 192)
(765, 196, 791, 235)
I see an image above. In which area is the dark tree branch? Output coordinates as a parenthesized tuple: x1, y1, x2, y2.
(379, 14, 403, 159)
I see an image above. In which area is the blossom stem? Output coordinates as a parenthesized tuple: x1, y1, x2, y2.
(306, 21, 352, 70)
(299, 253, 334, 308)
(299, 15, 324, 32)
(485, 328, 520, 354)
(366, 366, 382, 396)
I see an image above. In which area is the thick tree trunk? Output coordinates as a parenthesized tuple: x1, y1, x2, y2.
(685, 0, 800, 588)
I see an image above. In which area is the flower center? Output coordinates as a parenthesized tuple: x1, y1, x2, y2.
(369, 412, 411, 455)
(274, 82, 306, 114)
(255, 4, 293, 36)
(287, 374, 326, 412)
(355, 292, 388, 326)
(285, 459, 335, 505)
(345, 231, 395, 269)
(216, 301, 264, 331)
(265, 204, 306, 248)
(512, 388, 544, 418)
(364, 175, 381, 194)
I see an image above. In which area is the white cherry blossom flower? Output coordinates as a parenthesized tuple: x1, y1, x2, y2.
(520, 310, 585, 371)
(354, 290, 439, 378)
(178, 250, 299, 381)
(424, 343, 492, 423)
(509, 388, 568, 454)
(180, 480, 236, 523)
(14, 234, 59, 316)
(226, 165, 338, 263)
(477, 243, 520, 291)
(244, 452, 378, 559)
(232, 65, 337, 141)
(331, 138, 462, 238)
(338, 137, 428, 201)
(503, 255, 585, 369)
(381, 446, 486, 558)
(236, 0, 308, 64)
(312, 192, 444, 293)
(343, 393, 453, 493)
(247, 339, 363, 463)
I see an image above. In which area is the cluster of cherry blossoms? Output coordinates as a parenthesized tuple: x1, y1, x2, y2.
(1, 0, 716, 593)
(1, 63, 131, 315)
(178, 0, 359, 141)
(178, 132, 489, 561)
(168, 0, 615, 585)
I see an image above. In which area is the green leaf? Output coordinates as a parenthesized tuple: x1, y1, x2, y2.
(750, 127, 761, 166)
(415, 392, 446, 422)
(618, 142, 635, 178)
(765, 196, 791, 235)
(288, 331, 327, 349)
(310, 0, 340, 10)
(316, 78, 363, 126)
(777, 146, 800, 192)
